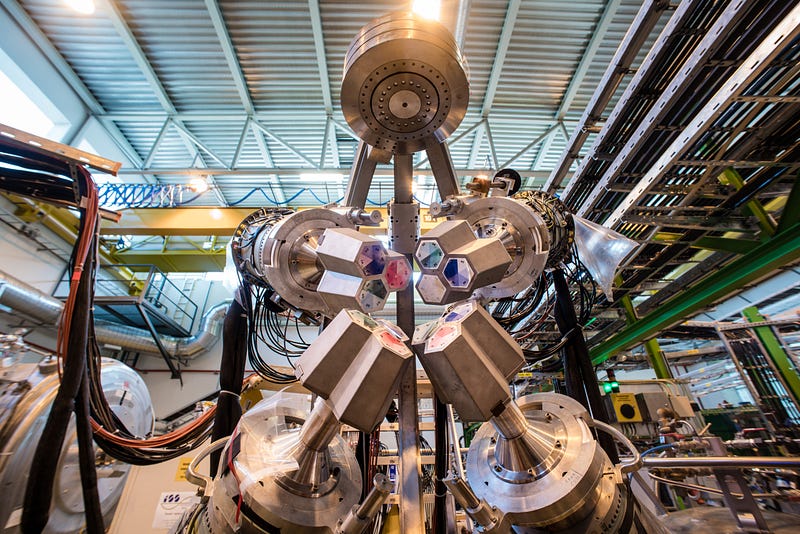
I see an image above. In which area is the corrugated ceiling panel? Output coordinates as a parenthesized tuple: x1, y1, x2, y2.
(494, 0, 606, 112)
(19, 0, 161, 113)
(221, 0, 326, 114)
(116, 0, 242, 112)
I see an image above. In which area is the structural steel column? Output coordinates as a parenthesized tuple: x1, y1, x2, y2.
(721, 168, 777, 238)
(617, 277, 673, 379)
(741, 306, 800, 409)
(391, 154, 424, 533)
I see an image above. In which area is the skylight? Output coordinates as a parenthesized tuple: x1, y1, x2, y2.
(0, 70, 54, 138)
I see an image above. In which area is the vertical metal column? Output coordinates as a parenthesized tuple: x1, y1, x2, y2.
(390, 153, 424, 533)
(617, 280, 673, 379)
(742, 306, 800, 411)
(714, 324, 771, 430)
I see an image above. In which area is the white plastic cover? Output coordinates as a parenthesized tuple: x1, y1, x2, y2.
(231, 392, 303, 492)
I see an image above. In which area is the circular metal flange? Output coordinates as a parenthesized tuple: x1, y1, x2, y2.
(342, 11, 469, 154)
(466, 393, 618, 530)
(454, 197, 550, 299)
(257, 208, 354, 316)
(208, 405, 361, 533)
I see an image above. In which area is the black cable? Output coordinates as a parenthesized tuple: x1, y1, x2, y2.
(22, 218, 94, 533)
(432, 396, 449, 533)
(76, 367, 105, 533)
(210, 289, 249, 476)
(552, 268, 618, 464)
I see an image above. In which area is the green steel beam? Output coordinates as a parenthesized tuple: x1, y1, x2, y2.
(776, 173, 800, 234)
(721, 168, 777, 238)
(742, 306, 800, 407)
(691, 236, 759, 255)
(590, 222, 800, 365)
(616, 277, 672, 378)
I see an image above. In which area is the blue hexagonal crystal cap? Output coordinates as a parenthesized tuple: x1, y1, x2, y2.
(443, 258, 472, 288)
(358, 244, 386, 276)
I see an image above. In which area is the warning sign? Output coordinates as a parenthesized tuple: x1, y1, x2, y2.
(175, 458, 194, 482)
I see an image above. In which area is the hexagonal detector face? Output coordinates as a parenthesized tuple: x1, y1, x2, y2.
(416, 273, 446, 304)
(384, 255, 412, 291)
(443, 300, 477, 323)
(376, 329, 411, 354)
(416, 240, 444, 270)
(358, 243, 386, 276)
(443, 257, 473, 288)
(346, 309, 381, 330)
(358, 278, 388, 312)
(425, 323, 461, 352)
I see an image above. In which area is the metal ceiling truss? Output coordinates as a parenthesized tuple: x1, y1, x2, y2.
(544, 0, 671, 193)
(467, 0, 521, 169)
(2, 0, 150, 181)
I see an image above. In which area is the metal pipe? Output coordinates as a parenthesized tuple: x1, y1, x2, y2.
(337, 474, 393, 534)
(642, 457, 800, 469)
(95, 302, 227, 358)
(0, 270, 63, 324)
(0, 267, 227, 359)
(293, 399, 342, 488)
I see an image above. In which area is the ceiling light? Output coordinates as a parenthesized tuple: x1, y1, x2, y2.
(64, 0, 95, 15)
(412, 0, 441, 21)
(209, 208, 223, 220)
(188, 177, 209, 193)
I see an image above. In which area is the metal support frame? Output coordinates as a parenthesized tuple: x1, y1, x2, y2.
(589, 222, 800, 364)
(424, 139, 461, 199)
(545, 0, 670, 193)
(777, 172, 800, 234)
(617, 284, 672, 379)
(391, 153, 424, 533)
(343, 141, 377, 208)
(742, 306, 800, 410)
(720, 168, 777, 238)
(603, 3, 800, 227)
(714, 324, 766, 420)
(134, 302, 181, 380)
(575, 0, 754, 218)
(336, 129, 463, 531)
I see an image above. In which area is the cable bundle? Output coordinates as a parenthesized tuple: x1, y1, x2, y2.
(242, 282, 306, 384)
(18, 157, 105, 533)
(489, 243, 598, 370)
(2, 142, 220, 532)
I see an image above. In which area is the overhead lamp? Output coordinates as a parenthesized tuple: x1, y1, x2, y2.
(412, 0, 441, 21)
(209, 208, 223, 220)
(188, 176, 210, 193)
(64, 0, 95, 15)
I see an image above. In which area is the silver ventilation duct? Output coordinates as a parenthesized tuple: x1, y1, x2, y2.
(0, 270, 63, 324)
(0, 269, 227, 359)
(95, 303, 228, 358)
